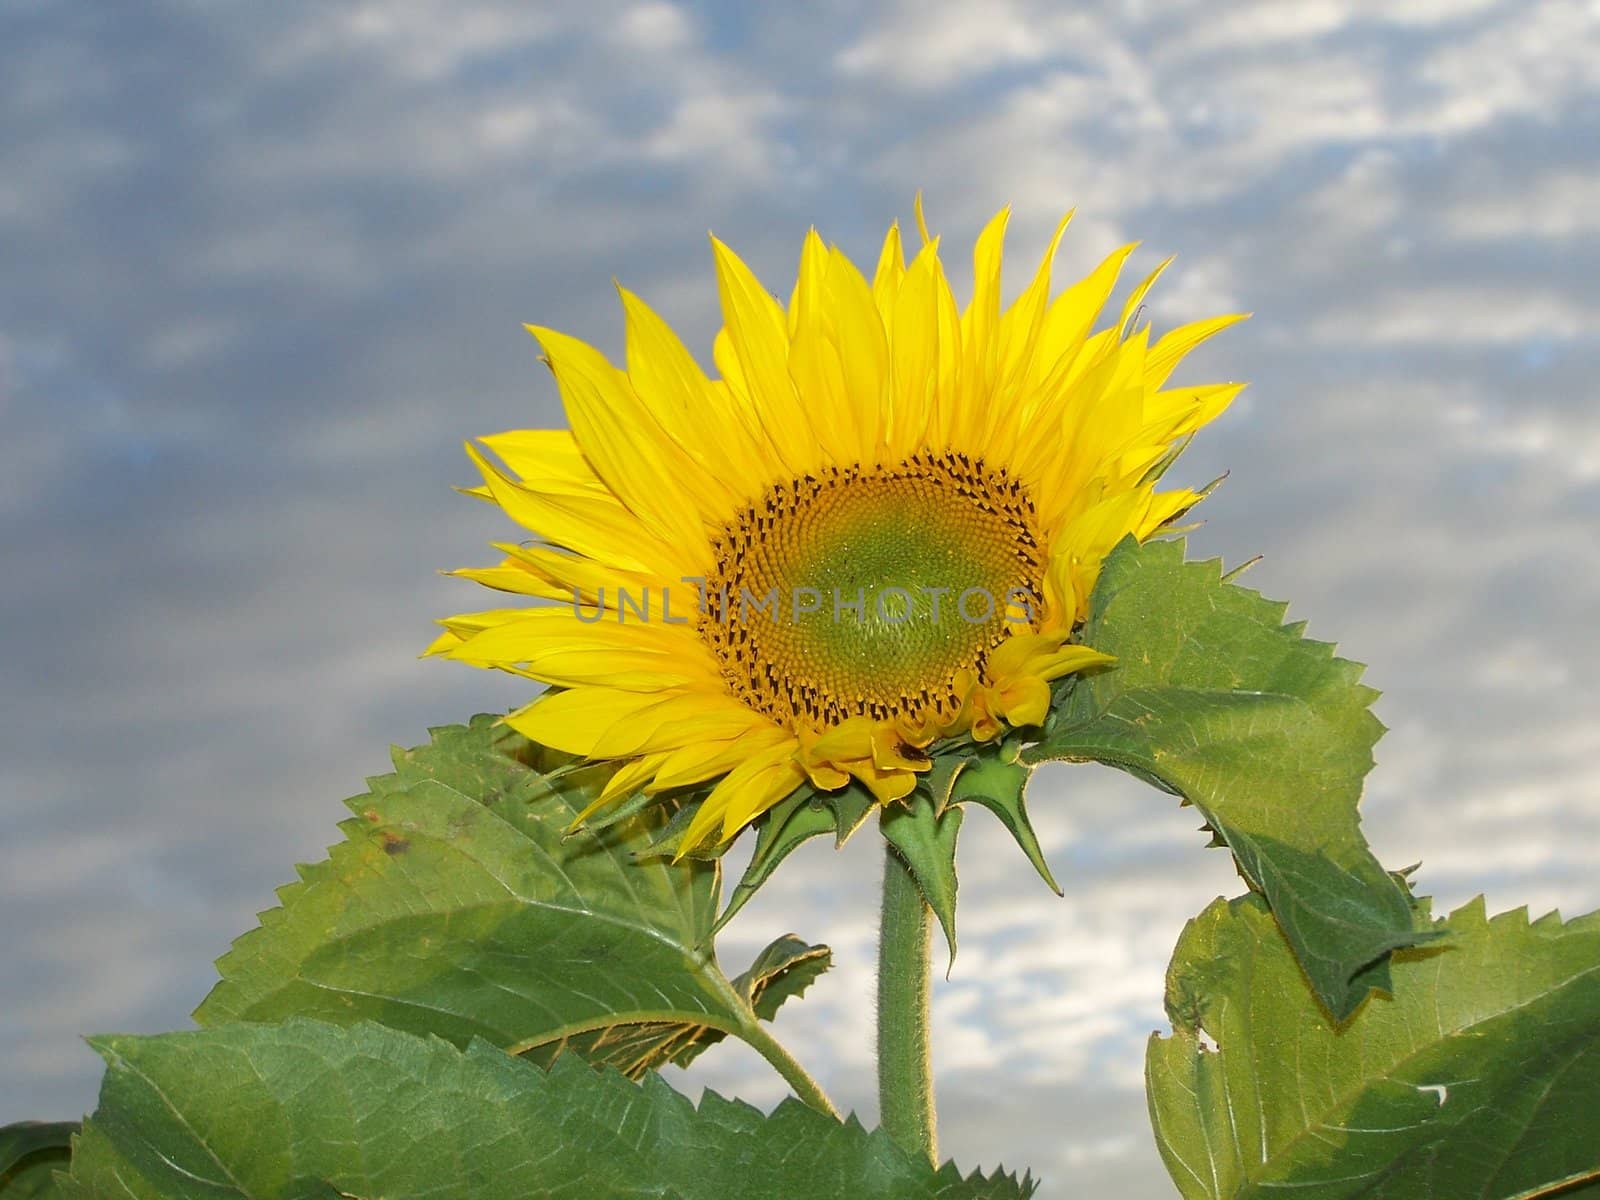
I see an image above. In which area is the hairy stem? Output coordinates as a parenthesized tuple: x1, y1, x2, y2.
(877, 842, 938, 1166)
(740, 1015, 841, 1119)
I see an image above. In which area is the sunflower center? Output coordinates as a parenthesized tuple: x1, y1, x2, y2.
(701, 450, 1044, 729)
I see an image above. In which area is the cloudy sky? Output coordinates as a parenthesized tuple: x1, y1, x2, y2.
(3, 0, 1598, 1193)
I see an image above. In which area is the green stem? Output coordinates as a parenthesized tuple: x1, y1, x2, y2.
(740, 1016, 841, 1119)
(877, 842, 938, 1166)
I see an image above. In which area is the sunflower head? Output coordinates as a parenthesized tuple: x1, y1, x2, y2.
(431, 202, 1245, 856)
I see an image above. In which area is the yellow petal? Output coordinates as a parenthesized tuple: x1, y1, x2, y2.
(905, 239, 964, 450)
(444, 561, 565, 597)
(616, 285, 770, 507)
(986, 210, 1073, 456)
(871, 221, 906, 320)
(883, 238, 947, 457)
(649, 727, 791, 792)
(1033, 643, 1116, 682)
(1146, 313, 1250, 389)
(717, 750, 808, 842)
(803, 760, 851, 790)
(422, 627, 465, 658)
(795, 725, 852, 790)
(710, 236, 819, 477)
(993, 675, 1051, 727)
(953, 206, 1010, 442)
(787, 229, 860, 464)
(1044, 489, 1151, 621)
(504, 687, 678, 756)
(1117, 255, 1174, 338)
(986, 630, 1066, 680)
(445, 608, 722, 690)
(808, 715, 877, 761)
(488, 542, 687, 610)
(428, 606, 546, 654)
(797, 715, 925, 804)
(848, 760, 919, 805)
(826, 245, 891, 461)
(869, 725, 926, 772)
(1141, 381, 1246, 445)
(1032, 242, 1137, 387)
(678, 741, 806, 852)
(594, 697, 774, 758)
(526, 325, 712, 558)
(478, 429, 603, 495)
(968, 688, 1003, 743)
(787, 227, 828, 339)
(464, 441, 685, 578)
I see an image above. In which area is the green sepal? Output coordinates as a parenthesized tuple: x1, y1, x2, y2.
(714, 793, 830, 934)
(922, 752, 970, 815)
(634, 798, 732, 861)
(822, 784, 877, 846)
(944, 751, 1061, 897)
(1218, 555, 1261, 584)
(880, 791, 964, 966)
(713, 782, 875, 935)
(575, 784, 671, 836)
(1137, 431, 1195, 487)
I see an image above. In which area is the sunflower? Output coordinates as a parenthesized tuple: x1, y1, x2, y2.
(430, 202, 1244, 853)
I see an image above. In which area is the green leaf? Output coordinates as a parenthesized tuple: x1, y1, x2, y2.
(0, 1161, 66, 1200)
(62, 1019, 1036, 1200)
(1027, 537, 1428, 1018)
(880, 792, 963, 964)
(538, 935, 832, 1076)
(1, 1123, 76, 1198)
(1148, 894, 1600, 1200)
(196, 715, 827, 1079)
(736, 934, 834, 1022)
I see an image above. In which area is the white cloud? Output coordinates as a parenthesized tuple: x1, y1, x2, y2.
(260, 0, 559, 82)
(846, 0, 1600, 241)
(1469, 638, 1576, 692)
(636, 86, 786, 177)
(1161, 0, 1351, 52)
(1310, 285, 1598, 345)
(142, 316, 244, 369)
(1414, 0, 1600, 133)
(1445, 168, 1600, 239)
(1369, 0, 1504, 25)
(1446, 400, 1600, 482)
(610, 1, 695, 52)
(834, 0, 1054, 86)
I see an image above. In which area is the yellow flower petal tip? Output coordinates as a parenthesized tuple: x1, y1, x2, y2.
(435, 203, 1243, 846)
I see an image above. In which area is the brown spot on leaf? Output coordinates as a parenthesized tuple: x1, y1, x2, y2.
(382, 833, 410, 856)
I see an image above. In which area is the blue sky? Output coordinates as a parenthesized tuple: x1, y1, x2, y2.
(3, 1, 1598, 1193)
